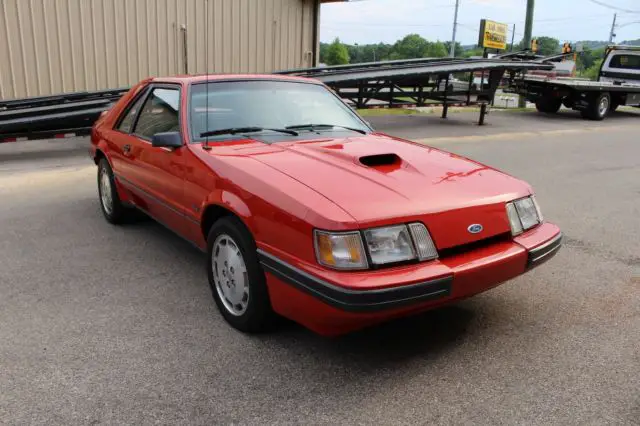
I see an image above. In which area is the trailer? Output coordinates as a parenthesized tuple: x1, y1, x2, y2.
(509, 45, 640, 120)
(276, 57, 552, 125)
(1, 58, 552, 142)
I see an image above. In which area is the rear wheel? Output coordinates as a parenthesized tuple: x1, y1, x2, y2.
(535, 97, 562, 114)
(206, 216, 276, 333)
(580, 93, 610, 121)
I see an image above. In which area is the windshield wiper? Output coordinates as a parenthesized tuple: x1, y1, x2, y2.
(285, 124, 367, 135)
(200, 127, 298, 138)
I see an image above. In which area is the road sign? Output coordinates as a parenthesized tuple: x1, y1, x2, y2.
(478, 19, 509, 50)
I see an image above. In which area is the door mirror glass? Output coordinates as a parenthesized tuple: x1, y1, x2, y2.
(151, 132, 183, 149)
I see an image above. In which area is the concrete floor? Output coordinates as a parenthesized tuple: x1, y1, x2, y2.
(1, 110, 638, 424)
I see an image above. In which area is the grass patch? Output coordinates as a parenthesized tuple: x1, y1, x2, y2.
(357, 108, 424, 116)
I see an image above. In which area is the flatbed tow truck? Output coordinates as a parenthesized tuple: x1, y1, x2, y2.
(509, 45, 640, 120)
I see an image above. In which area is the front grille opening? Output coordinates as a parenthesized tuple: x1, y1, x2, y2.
(438, 232, 512, 258)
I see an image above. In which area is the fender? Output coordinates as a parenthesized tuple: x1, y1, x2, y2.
(201, 189, 254, 231)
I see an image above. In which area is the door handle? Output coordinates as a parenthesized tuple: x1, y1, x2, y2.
(123, 144, 131, 155)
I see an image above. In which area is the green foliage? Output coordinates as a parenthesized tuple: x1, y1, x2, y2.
(462, 47, 485, 58)
(576, 47, 605, 72)
(581, 59, 604, 81)
(427, 41, 448, 58)
(321, 35, 636, 66)
(387, 34, 450, 60)
(444, 41, 464, 57)
(324, 38, 350, 65)
(516, 36, 560, 55)
(390, 34, 431, 59)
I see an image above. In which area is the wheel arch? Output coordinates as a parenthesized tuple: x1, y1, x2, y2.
(94, 148, 107, 165)
(200, 191, 254, 242)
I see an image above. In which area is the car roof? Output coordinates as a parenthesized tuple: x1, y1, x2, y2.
(149, 74, 322, 86)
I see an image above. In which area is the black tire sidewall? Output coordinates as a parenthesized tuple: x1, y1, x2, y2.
(535, 97, 561, 114)
(97, 158, 125, 224)
(206, 217, 274, 332)
(585, 93, 610, 120)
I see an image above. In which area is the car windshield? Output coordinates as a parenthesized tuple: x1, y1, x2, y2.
(190, 80, 369, 142)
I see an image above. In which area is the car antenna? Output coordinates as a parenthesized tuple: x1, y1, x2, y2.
(202, 0, 212, 151)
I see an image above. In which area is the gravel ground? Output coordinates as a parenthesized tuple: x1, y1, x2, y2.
(0, 110, 638, 425)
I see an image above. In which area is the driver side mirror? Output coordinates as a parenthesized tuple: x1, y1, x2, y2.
(151, 132, 182, 149)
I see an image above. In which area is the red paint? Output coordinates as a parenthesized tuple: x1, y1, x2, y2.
(91, 75, 562, 336)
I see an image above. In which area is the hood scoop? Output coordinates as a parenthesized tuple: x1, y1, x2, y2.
(359, 153, 401, 168)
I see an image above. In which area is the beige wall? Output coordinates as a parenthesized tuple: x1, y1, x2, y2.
(0, 0, 318, 100)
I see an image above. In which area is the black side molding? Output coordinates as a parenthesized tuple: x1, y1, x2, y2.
(527, 232, 563, 269)
(257, 249, 452, 313)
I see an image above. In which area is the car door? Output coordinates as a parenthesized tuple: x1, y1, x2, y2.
(107, 86, 151, 182)
(125, 85, 191, 237)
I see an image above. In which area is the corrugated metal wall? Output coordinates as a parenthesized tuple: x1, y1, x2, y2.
(0, 0, 317, 100)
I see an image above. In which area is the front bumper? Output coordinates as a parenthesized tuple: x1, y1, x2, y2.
(527, 232, 563, 268)
(260, 222, 562, 335)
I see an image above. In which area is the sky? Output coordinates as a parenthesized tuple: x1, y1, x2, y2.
(320, 0, 640, 45)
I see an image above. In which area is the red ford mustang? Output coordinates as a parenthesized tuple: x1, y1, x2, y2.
(90, 75, 562, 336)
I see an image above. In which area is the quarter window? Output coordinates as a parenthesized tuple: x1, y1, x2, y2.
(117, 91, 148, 133)
(133, 88, 181, 139)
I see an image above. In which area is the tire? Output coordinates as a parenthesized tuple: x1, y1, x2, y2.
(97, 158, 130, 224)
(206, 216, 275, 333)
(580, 93, 610, 121)
(535, 97, 562, 114)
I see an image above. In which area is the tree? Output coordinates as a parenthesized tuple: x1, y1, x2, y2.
(583, 59, 603, 80)
(577, 46, 605, 72)
(324, 38, 349, 65)
(390, 34, 430, 59)
(426, 41, 448, 58)
(444, 41, 464, 57)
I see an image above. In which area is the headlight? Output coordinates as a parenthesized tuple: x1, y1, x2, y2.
(364, 225, 416, 265)
(314, 230, 368, 270)
(506, 196, 543, 235)
(314, 223, 438, 270)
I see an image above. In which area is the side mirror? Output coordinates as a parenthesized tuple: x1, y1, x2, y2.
(151, 132, 182, 149)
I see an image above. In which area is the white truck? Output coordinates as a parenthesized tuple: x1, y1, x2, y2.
(510, 45, 640, 120)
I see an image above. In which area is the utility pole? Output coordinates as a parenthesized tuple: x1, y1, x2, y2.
(519, 0, 535, 107)
(510, 24, 516, 51)
(609, 13, 617, 43)
(450, 0, 460, 58)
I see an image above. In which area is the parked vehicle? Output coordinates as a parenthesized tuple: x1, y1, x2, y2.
(510, 45, 640, 120)
(90, 75, 562, 336)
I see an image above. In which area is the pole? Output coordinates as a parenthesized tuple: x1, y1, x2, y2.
(519, 0, 535, 107)
(609, 13, 617, 43)
(450, 0, 460, 58)
(510, 24, 516, 51)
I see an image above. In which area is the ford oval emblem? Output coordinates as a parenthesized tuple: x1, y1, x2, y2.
(468, 224, 483, 234)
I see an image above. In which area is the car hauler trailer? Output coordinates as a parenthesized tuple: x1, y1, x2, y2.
(508, 45, 640, 120)
(1, 58, 552, 142)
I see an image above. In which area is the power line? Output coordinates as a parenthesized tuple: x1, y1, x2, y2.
(586, 0, 640, 13)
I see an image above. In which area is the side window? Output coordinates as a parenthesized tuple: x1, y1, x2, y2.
(133, 88, 181, 139)
(117, 90, 148, 133)
(609, 54, 640, 71)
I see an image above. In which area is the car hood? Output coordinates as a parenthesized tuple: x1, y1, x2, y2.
(210, 134, 531, 249)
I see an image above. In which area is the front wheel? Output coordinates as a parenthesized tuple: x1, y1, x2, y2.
(206, 217, 276, 333)
(581, 93, 610, 121)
